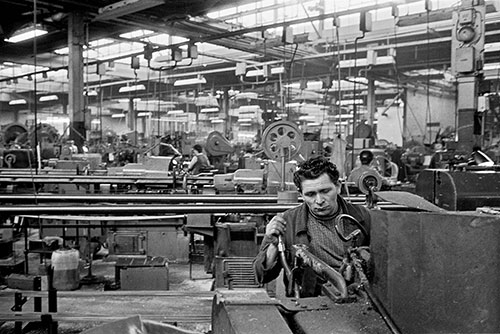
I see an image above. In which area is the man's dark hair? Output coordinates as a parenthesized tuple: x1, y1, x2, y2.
(193, 144, 203, 153)
(359, 150, 374, 165)
(293, 156, 340, 192)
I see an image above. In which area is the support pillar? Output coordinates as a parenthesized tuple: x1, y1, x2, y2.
(367, 77, 376, 129)
(457, 75, 481, 152)
(68, 12, 86, 151)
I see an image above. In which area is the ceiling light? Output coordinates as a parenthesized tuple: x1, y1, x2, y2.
(118, 84, 146, 93)
(211, 119, 224, 124)
(9, 99, 27, 105)
(200, 107, 219, 113)
(84, 90, 98, 96)
(117, 98, 141, 103)
(173, 76, 206, 87)
(111, 113, 126, 118)
(246, 66, 285, 77)
(95, 0, 164, 21)
(167, 109, 184, 115)
(6, 25, 48, 43)
(137, 112, 152, 117)
(39, 95, 59, 102)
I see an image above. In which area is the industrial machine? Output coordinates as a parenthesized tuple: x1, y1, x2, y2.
(415, 157, 500, 210)
(205, 131, 235, 173)
(212, 195, 500, 334)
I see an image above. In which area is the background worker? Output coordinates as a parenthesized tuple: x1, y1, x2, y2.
(347, 150, 379, 184)
(187, 144, 210, 175)
(253, 156, 371, 297)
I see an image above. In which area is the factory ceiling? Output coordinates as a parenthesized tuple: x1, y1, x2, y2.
(1, 0, 500, 112)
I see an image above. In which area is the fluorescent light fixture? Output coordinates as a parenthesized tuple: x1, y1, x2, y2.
(39, 95, 59, 102)
(119, 84, 146, 93)
(95, 0, 164, 21)
(84, 90, 98, 96)
(9, 99, 27, 105)
(246, 66, 285, 77)
(111, 113, 126, 118)
(238, 105, 261, 112)
(167, 109, 184, 115)
(307, 81, 324, 90)
(211, 119, 224, 124)
(339, 56, 394, 68)
(200, 107, 219, 113)
(272, 66, 285, 75)
(299, 115, 316, 121)
(336, 99, 364, 105)
(6, 26, 48, 43)
(238, 118, 253, 122)
(173, 76, 206, 87)
(137, 112, 152, 117)
(239, 123, 252, 127)
(307, 122, 321, 126)
(117, 98, 141, 103)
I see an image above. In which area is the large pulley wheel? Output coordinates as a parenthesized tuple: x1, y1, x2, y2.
(262, 121, 303, 160)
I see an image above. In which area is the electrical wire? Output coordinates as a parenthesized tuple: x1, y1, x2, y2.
(28, 0, 40, 203)
(392, 7, 404, 144)
(425, 7, 432, 144)
(351, 31, 366, 170)
(335, 18, 342, 134)
(33, 0, 38, 175)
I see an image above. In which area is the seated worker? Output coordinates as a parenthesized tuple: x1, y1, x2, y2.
(253, 156, 371, 297)
(187, 144, 210, 175)
(347, 150, 378, 184)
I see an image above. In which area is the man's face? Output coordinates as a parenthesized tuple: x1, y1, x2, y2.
(300, 173, 340, 217)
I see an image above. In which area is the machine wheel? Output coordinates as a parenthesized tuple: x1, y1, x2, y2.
(357, 170, 382, 194)
(262, 121, 303, 160)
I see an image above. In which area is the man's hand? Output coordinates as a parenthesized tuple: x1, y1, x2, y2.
(264, 213, 287, 269)
(265, 212, 287, 239)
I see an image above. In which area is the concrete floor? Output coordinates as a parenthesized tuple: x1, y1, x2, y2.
(0, 239, 215, 334)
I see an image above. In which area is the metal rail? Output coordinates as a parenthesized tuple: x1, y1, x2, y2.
(0, 194, 289, 204)
(0, 194, 367, 204)
(0, 175, 212, 185)
(0, 204, 299, 215)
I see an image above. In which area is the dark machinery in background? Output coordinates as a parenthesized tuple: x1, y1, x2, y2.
(205, 131, 236, 173)
(416, 147, 500, 210)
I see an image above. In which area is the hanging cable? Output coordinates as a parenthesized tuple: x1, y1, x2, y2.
(98, 75, 103, 147)
(33, 0, 39, 175)
(334, 17, 343, 134)
(425, 5, 432, 144)
(157, 70, 161, 137)
(351, 31, 366, 171)
(391, 7, 404, 145)
(27, 0, 40, 203)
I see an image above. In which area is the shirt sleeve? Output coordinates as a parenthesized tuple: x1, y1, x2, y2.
(187, 156, 198, 171)
(253, 234, 283, 285)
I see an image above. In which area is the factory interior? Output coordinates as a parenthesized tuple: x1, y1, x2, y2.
(1, 0, 500, 333)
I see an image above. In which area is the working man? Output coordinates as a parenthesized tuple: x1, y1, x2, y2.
(254, 156, 371, 297)
(347, 150, 378, 183)
(187, 144, 210, 175)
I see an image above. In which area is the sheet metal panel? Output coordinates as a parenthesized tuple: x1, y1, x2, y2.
(371, 210, 500, 333)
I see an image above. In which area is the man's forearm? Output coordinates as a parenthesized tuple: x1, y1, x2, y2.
(265, 243, 278, 269)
